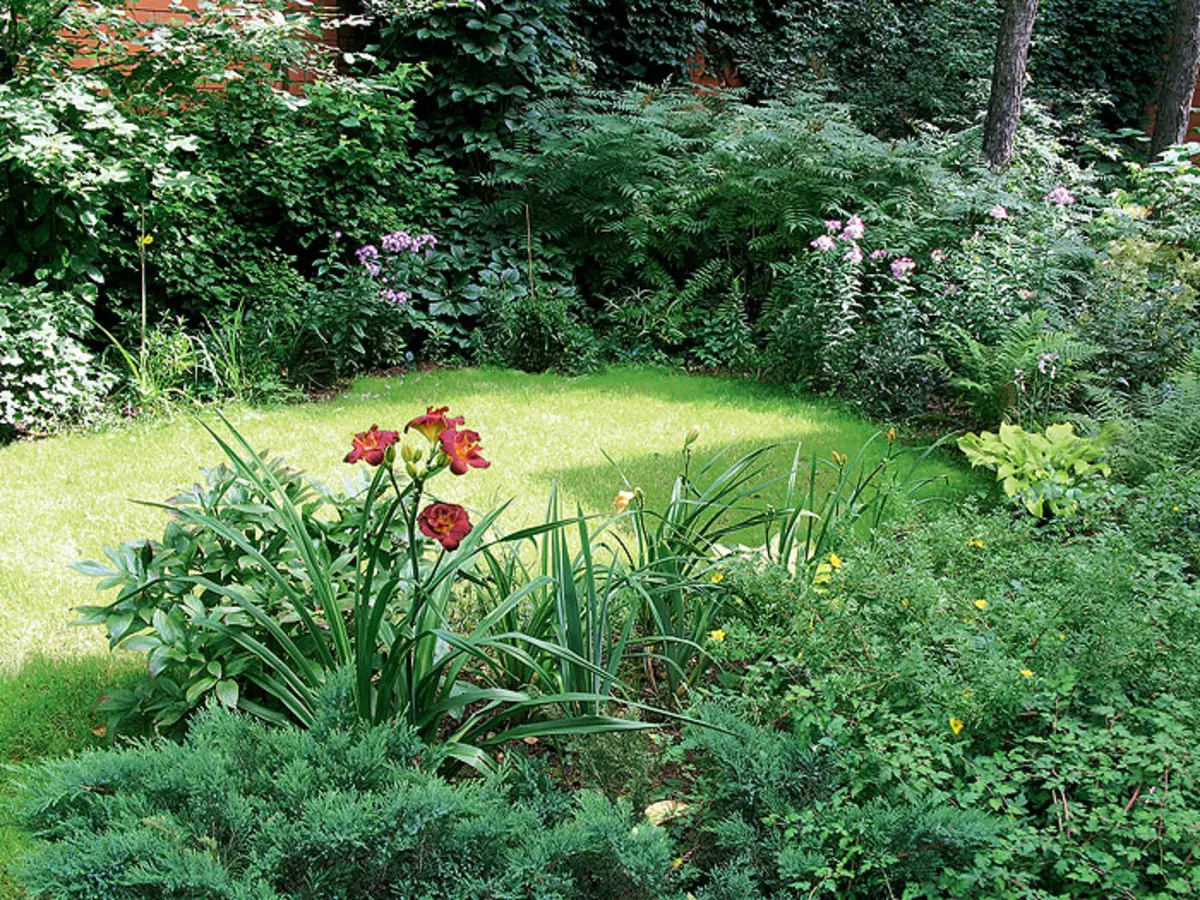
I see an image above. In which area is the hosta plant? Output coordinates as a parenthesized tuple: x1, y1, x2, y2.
(958, 422, 1114, 519)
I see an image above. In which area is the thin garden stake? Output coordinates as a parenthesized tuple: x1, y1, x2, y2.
(139, 207, 148, 376)
(525, 203, 536, 301)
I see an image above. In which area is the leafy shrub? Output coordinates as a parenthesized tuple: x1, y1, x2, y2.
(472, 264, 595, 373)
(699, 503, 1200, 897)
(493, 88, 979, 367)
(958, 422, 1114, 518)
(1033, 0, 1174, 132)
(0, 0, 452, 394)
(0, 285, 113, 439)
(1077, 239, 1200, 393)
(372, 0, 586, 162)
(1126, 467, 1200, 574)
(1111, 356, 1200, 481)
(678, 707, 1004, 897)
(11, 675, 676, 899)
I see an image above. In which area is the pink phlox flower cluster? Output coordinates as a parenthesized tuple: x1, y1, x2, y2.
(1045, 186, 1076, 208)
(825, 219, 843, 233)
(357, 245, 381, 277)
(891, 257, 916, 280)
(380, 288, 410, 305)
(381, 231, 439, 254)
(870, 248, 888, 261)
(989, 205, 1010, 220)
(811, 235, 837, 252)
(1037, 351, 1059, 379)
(840, 215, 865, 241)
(844, 244, 863, 264)
(931, 249, 947, 263)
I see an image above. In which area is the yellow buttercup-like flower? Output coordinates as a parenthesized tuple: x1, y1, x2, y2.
(1058, 633, 1066, 641)
(949, 717, 965, 735)
(828, 552, 842, 569)
(708, 629, 726, 642)
(710, 571, 725, 584)
(966, 538, 985, 549)
(141, 235, 154, 246)
(974, 599, 987, 610)
(1020, 669, 1034, 678)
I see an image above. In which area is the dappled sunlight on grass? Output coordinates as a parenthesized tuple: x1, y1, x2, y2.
(0, 368, 976, 672)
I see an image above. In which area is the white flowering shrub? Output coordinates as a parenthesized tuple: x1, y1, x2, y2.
(0, 286, 113, 438)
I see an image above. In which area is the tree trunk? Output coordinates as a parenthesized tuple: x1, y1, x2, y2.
(1151, 0, 1200, 159)
(982, 0, 1041, 169)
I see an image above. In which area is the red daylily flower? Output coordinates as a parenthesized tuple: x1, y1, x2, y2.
(344, 425, 399, 466)
(418, 503, 472, 550)
(405, 406, 464, 443)
(439, 427, 490, 476)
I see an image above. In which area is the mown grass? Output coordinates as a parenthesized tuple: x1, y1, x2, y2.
(0, 367, 979, 888)
(0, 367, 976, 672)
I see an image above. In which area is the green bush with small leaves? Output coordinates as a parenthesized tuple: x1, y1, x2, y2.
(687, 503, 1200, 898)
(0, 285, 113, 439)
(11, 673, 676, 900)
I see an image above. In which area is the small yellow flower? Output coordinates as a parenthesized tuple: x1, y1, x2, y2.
(966, 538, 985, 549)
(812, 562, 833, 586)
(901, 599, 910, 609)
(949, 717, 965, 735)
(671, 857, 684, 870)
(140, 234, 154, 246)
(1058, 633, 1066, 641)
(710, 571, 725, 584)
(614, 490, 636, 513)
(828, 552, 842, 569)
(708, 629, 726, 642)
(886, 426, 898, 442)
(831, 450, 847, 467)
(974, 599, 987, 611)
(1173, 505, 1182, 513)
(1020, 669, 1034, 678)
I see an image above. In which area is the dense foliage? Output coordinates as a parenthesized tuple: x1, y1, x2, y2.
(6, 1, 1200, 896)
(11, 675, 675, 900)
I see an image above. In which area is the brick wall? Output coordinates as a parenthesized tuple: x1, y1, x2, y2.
(73, 1, 350, 89)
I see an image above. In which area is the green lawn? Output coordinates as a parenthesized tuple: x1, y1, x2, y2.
(0, 367, 974, 675)
(0, 367, 977, 888)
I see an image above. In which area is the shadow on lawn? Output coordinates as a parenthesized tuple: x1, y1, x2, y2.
(528, 434, 966, 523)
(369, 366, 863, 416)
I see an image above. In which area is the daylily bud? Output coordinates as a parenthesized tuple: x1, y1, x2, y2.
(685, 425, 700, 446)
(405, 461, 419, 480)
